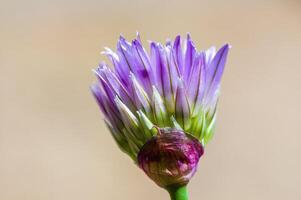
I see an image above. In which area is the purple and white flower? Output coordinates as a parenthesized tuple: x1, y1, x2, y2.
(91, 33, 230, 188)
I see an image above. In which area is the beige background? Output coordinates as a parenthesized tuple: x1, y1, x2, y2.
(1, 0, 301, 199)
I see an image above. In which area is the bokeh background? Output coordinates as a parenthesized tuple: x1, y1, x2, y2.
(1, 0, 301, 199)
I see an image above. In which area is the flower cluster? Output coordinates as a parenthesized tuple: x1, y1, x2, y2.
(91, 33, 229, 188)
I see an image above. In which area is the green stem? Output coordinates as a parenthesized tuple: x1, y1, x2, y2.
(166, 185, 189, 200)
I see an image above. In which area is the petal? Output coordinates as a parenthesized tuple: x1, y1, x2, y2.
(91, 83, 125, 133)
(117, 36, 153, 94)
(165, 43, 181, 97)
(94, 65, 136, 111)
(173, 35, 184, 75)
(205, 46, 216, 65)
(104, 120, 135, 160)
(152, 86, 168, 127)
(137, 110, 155, 138)
(115, 36, 136, 87)
(90, 83, 109, 116)
(151, 42, 180, 113)
(102, 46, 131, 89)
(115, 96, 139, 127)
(203, 109, 217, 145)
(132, 38, 154, 93)
(130, 73, 151, 114)
(205, 44, 230, 105)
(137, 110, 154, 131)
(187, 53, 206, 116)
(183, 33, 197, 82)
(175, 79, 191, 130)
(114, 96, 146, 147)
(170, 116, 184, 131)
(150, 42, 164, 94)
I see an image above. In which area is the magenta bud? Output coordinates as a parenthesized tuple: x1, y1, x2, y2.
(137, 129, 204, 188)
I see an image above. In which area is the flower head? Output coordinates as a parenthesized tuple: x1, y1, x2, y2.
(91, 33, 230, 188)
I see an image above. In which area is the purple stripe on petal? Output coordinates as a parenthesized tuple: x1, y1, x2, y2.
(101, 49, 131, 92)
(183, 33, 197, 82)
(118, 36, 155, 95)
(132, 39, 154, 93)
(150, 42, 163, 95)
(193, 57, 207, 115)
(151, 42, 178, 113)
(187, 53, 206, 115)
(90, 83, 108, 116)
(115, 36, 135, 87)
(100, 66, 136, 111)
(205, 44, 230, 103)
(158, 45, 174, 105)
(165, 44, 180, 97)
(90, 83, 124, 131)
(175, 79, 191, 130)
(130, 73, 151, 113)
(173, 35, 184, 76)
(94, 69, 125, 119)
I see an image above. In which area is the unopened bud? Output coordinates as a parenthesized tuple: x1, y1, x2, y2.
(137, 129, 204, 188)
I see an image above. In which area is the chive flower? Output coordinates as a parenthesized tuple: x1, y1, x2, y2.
(91, 33, 230, 200)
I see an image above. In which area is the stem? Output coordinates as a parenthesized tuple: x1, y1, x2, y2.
(166, 185, 189, 200)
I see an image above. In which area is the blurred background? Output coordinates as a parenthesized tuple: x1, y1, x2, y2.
(1, 0, 301, 199)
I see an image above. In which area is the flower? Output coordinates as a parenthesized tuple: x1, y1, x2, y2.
(91, 33, 230, 190)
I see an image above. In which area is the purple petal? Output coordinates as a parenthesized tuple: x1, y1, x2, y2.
(172, 35, 184, 76)
(95, 65, 136, 110)
(130, 73, 151, 113)
(115, 36, 136, 87)
(205, 44, 230, 103)
(90, 83, 108, 116)
(90, 83, 124, 132)
(117, 36, 154, 95)
(150, 43, 178, 113)
(150, 42, 164, 95)
(204, 46, 216, 66)
(132, 39, 154, 93)
(175, 79, 191, 129)
(186, 53, 206, 115)
(183, 34, 197, 82)
(165, 43, 181, 96)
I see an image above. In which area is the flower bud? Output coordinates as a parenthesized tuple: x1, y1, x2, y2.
(137, 129, 204, 188)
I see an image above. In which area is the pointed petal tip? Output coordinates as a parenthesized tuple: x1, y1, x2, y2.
(95, 63, 107, 71)
(90, 82, 98, 91)
(174, 35, 181, 44)
(132, 38, 142, 47)
(119, 34, 125, 40)
(186, 32, 191, 40)
(150, 41, 157, 48)
(222, 43, 231, 50)
(136, 31, 141, 41)
(92, 67, 103, 77)
(214, 43, 231, 58)
(165, 39, 172, 47)
(91, 68, 98, 76)
(118, 34, 131, 48)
